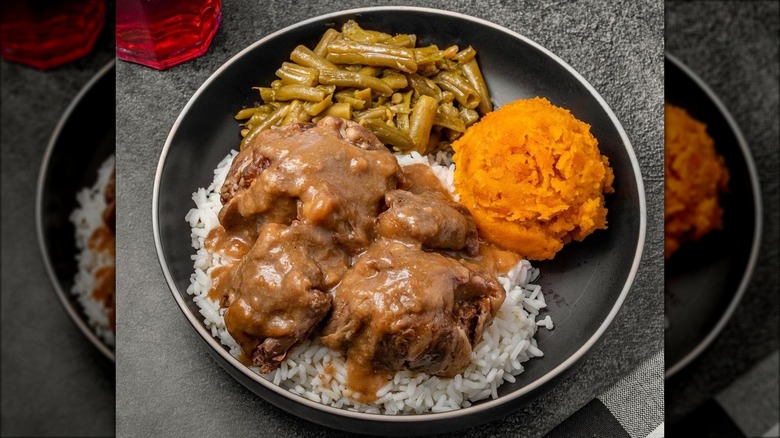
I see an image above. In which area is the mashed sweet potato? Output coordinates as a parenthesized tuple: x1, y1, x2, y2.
(664, 103, 729, 258)
(452, 97, 614, 260)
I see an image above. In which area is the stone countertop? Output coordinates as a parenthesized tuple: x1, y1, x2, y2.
(115, 1, 664, 437)
(665, 0, 779, 424)
(0, 13, 116, 438)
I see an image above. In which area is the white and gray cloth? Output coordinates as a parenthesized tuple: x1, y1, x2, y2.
(669, 350, 779, 438)
(546, 349, 779, 437)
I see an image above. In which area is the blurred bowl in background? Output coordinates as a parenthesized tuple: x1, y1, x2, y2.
(664, 53, 763, 378)
(36, 60, 115, 361)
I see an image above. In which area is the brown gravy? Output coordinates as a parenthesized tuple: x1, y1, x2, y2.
(471, 243, 522, 275)
(207, 265, 232, 303)
(88, 224, 116, 332)
(88, 225, 115, 256)
(346, 359, 391, 404)
(204, 221, 256, 260)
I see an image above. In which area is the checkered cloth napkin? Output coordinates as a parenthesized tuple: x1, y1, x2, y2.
(545, 350, 664, 438)
(544, 350, 780, 437)
(669, 351, 779, 438)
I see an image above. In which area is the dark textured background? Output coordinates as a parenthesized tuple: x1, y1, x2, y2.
(115, 1, 663, 437)
(0, 8, 115, 437)
(665, 0, 780, 424)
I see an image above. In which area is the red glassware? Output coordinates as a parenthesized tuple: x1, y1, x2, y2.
(0, 0, 105, 70)
(115, 0, 222, 70)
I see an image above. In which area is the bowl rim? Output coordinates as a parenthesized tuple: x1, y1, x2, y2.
(35, 59, 116, 362)
(152, 6, 646, 421)
(664, 52, 763, 378)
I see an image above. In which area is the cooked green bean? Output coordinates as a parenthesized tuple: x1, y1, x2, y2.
(258, 87, 275, 102)
(234, 107, 260, 120)
(380, 72, 408, 90)
(440, 102, 460, 118)
(414, 46, 445, 65)
(459, 107, 480, 127)
(355, 106, 390, 121)
(318, 68, 393, 96)
(441, 90, 455, 104)
(339, 20, 418, 47)
(453, 46, 477, 63)
(272, 84, 327, 102)
(434, 71, 480, 109)
(354, 88, 372, 101)
(290, 45, 338, 70)
(385, 33, 416, 48)
(316, 84, 337, 95)
(313, 28, 340, 56)
(375, 95, 390, 106)
(281, 100, 304, 125)
(361, 118, 415, 151)
(276, 62, 319, 86)
(293, 101, 314, 123)
(433, 107, 466, 132)
(395, 111, 410, 132)
(333, 89, 356, 100)
(322, 102, 352, 119)
(417, 63, 439, 77)
(408, 95, 438, 153)
(303, 94, 333, 116)
(334, 93, 367, 110)
(443, 45, 459, 59)
(460, 59, 492, 114)
(267, 101, 284, 111)
(406, 73, 440, 99)
(326, 40, 417, 74)
(358, 65, 383, 77)
(341, 20, 392, 44)
(436, 58, 458, 72)
(399, 90, 414, 106)
(240, 104, 291, 149)
(246, 111, 267, 128)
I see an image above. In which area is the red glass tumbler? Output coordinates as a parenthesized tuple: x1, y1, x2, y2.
(0, 0, 106, 70)
(115, 0, 222, 70)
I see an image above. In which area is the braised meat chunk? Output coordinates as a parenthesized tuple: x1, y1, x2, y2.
(218, 117, 401, 251)
(223, 221, 348, 373)
(378, 163, 478, 254)
(377, 188, 479, 255)
(218, 123, 309, 229)
(321, 240, 505, 381)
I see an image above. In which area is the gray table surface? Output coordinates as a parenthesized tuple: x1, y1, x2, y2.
(0, 16, 116, 438)
(115, 1, 663, 437)
(665, 0, 780, 425)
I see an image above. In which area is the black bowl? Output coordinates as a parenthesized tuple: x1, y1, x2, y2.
(664, 53, 762, 377)
(36, 60, 116, 361)
(153, 7, 645, 435)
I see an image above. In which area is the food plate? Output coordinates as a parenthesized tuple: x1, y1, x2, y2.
(153, 7, 645, 434)
(664, 53, 762, 378)
(36, 60, 116, 361)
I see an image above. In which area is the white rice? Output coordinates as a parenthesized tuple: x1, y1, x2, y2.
(70, 154, 115, 347)
(185, 150, 553, 413)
